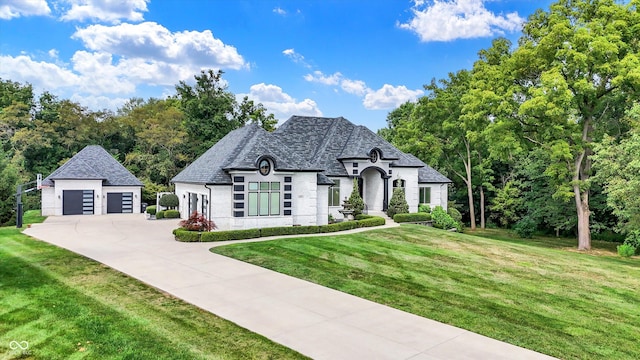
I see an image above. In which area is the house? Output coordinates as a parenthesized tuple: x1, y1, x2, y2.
(41, 145, 144, 216)
(171, 116, 451, 230)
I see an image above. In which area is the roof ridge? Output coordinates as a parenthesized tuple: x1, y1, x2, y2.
(309, 117, 341, 162)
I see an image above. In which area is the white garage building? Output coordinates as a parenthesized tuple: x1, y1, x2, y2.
(41, 145, 143, 216)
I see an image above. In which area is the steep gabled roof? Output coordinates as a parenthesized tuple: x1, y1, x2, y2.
(171, 124, 319, 185)
(173, 116, 451, 185)
(42, 145, 143, 186)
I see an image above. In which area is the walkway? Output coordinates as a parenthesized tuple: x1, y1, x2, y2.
(24, 215, 555, 360)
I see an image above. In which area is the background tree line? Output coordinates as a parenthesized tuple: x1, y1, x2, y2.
(380, 0, 640, 249)
(0, 70, 276, 225)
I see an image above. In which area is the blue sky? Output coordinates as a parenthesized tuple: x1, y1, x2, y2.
(0, 0, 553, 131)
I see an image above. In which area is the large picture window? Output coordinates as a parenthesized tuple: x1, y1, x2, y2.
(328, 179, 341, 206)
(248, 181, 280, 216)
(419, 187, 431, 204)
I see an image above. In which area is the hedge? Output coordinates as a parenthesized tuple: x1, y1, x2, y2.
(394, 213, 431, 223)
(156, 210, 165, 219)
(164, 209, 180, 218)
(146, 205, 157, 215)
(201, 229, 261, 242)
(174, 216, 386, 242)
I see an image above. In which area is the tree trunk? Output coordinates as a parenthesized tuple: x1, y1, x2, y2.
(465, 144, 476, 230)
(479, 185, 485, 229)
(574, 184, 591, 250)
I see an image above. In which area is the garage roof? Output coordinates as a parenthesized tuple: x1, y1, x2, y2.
(42, 145, 143, 187)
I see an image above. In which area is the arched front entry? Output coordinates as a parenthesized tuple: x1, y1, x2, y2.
(359, 166, 389, 211)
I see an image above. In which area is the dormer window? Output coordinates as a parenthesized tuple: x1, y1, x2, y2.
(369, 149, 379, 163)
(259, 159, 270, 176)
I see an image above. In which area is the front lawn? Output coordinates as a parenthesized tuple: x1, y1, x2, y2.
(212, 225, 640, 360)
(0, 214, 306, 359)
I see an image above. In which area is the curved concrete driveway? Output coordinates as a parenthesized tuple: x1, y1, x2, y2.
(24, 215, 555, 360)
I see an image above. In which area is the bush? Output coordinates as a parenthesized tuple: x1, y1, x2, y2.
(146, 205, 157, 215)
(156, 210, 165, 219)
(319, 221, 358, 233)
(173, 229, 201, 242)
(514, 216, 536, 238)
(431, 206, 461, 231)
(394, 213, 431, 223)
(592, 230, 626, 243)
(347, 178, 364, 216)
(201, 229, 261, 242)
(261, 225, 320, 237)
(387, 187, 409, 219)
(356, 216, 385, 228)
(179, 211, 216, 231)
(623, 230, 640, 255)
(354, 214, 373, 220)
(159, 193, 179, 209)
(447, 207, 462, 222)
(418, 204, 431, 213)
(617, 244, 636, 257)
(164, 209, 180, 218)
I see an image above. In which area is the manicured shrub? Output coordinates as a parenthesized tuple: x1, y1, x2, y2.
(200, 229, 261, 242)
(261, 225, 320, 237)
(347, 178, 365, 216)
(447, 207, 462, 222)
(164, 209, 180, 218)
(431, 206, 461, 232)
(319, 221, 358, 233)
(623, 230, 640, 255)
(354, 214, 373, 220)
(179, 211, 216, 231)
(514, 216, 537, 238)
(159, 193, 179, 209)
(356, 216, 385, 228)
(617, 244, 636, 257)
(394, 213, 431, 223)
(174, 229, 201, 242)
(156, 210, 165, 219)
(387, 188, 409, 219)
(418, 204, 431, 213)
(146, 205, 157, 215)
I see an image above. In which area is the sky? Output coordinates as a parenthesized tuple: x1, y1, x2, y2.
(0, 0, 554, 131)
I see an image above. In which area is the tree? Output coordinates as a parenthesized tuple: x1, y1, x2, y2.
(236, 96, 277, 132)
(347, 178, 364, 216)
(0, 146, 18, 225)
(387, 187, 409, 218)
(175, 70, 239, 157)
(159, 193, 179, 209)
(592, 104, 640, 233)
(510, 0, 640, 249)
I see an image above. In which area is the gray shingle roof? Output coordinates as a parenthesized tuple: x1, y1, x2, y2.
(419, 165, 452, 183)
(43, 145, 143, 186)
(173, 116, 450, 185)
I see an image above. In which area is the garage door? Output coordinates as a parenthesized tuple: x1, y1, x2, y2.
(63, 190, 94, 215)
(107, 192, 133, 213)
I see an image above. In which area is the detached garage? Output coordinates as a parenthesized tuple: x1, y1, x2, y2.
(41, 145, 143, 216)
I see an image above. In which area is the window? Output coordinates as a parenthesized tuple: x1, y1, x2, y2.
(328, 179, 341, 206)
(201, 194, 208, 218)
(419, 187, 431, 204)
(259, 159, 270, 176)
(248, 181, 280, 216)
(369, 149, 378, 163)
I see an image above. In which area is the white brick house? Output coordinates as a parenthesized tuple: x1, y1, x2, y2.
(41, 145, 143, 216)
(171, 116, 451, 230)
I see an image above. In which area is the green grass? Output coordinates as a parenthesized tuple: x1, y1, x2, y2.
(0, 213, 306, 360)
(212, 225, 640, 360)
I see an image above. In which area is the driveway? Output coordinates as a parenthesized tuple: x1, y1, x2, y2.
(24, 215, 556, 360)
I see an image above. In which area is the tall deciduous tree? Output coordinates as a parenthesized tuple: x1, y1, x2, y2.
(511, 0, 640, 249)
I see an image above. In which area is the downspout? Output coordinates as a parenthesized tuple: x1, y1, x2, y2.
(204, 183, 213, 222)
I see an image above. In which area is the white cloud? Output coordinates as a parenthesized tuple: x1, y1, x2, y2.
(282, 48, 311, 68)
(243, 83, 322, 120)
(0, 0, 50, 19)
(72, 22, 246, 70)
(399, 0, 524, 42)
(0, 54, 81, 90)
(340, 79, 368, 96)
(273, 7, 286, 15)
(60, 0, 149, 24)
(304, 71, 342, 86)
(363, 84, 423, 110)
